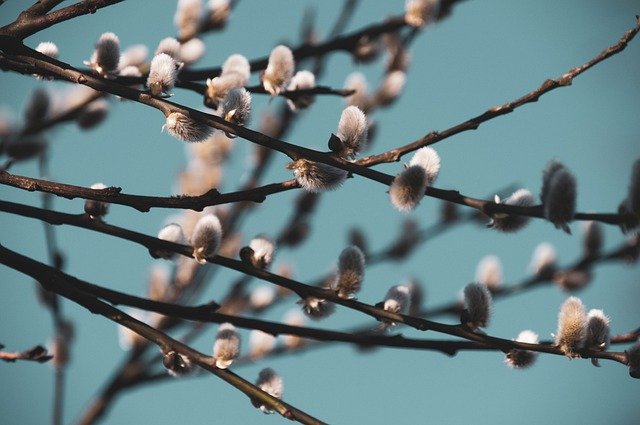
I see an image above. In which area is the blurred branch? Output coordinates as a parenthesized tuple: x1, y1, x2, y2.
(0, 344, 52, 363)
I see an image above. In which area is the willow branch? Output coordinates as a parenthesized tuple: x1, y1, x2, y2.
(0, 200, 633, 366)
(1, 38, 635, 226)
(0, 245, 326, 425)
(357, 15, 640, 166)
(0, 0, 126, 40)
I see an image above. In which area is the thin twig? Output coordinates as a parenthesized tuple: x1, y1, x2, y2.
(0, 344, 53, 363)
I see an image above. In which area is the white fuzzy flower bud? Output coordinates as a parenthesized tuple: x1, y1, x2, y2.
(163, 112, 212, 143)
(405, 0, 440, 28)
(376, 70, 406, 106)
(206, 0, 231, 28)
(249, 330, 276, 359)
(254, 368, 284, 414)
(36, 42, 59, 59)
(222, 53, 250, 80)
(246, 235, 276, 269)
(627, 159, 640, 217)
(76, 99, 109, 130)
(213, 323, 240, 369)
(118, 65, 142, 78)
(409, 147, 440, 184)
(84, 183, 110, 219)
(152, 223, 185, 259)
(333, 245, 365, 299)
(555, 296, 587, 357)
(191, 213, 222, 264)
(84, 32, 120, 77)
(389, 165, 428, 212)
(119, 44, 147, 69)
(155, 37, 181, 60)
(147, 263, 170, 301)
(505, 330, 539, 369)
(628, 342, 640, 378)
(262, 45, 294, 96)
(282, 310, 306, 348)
(541, 160, 576, 233)
(179, 38, 206, 65)
(586, 309, 610, 353)
(163, 350, 193, 377)
(462, 282, 492, 330)
(286, 70, 316, 111)
(488, 189, 535, 232)
(582, 221, 603, 258)
(298, 296, 335, 320)
(24, 88, 50, 126)
(529, 242, 556, 278)
(345, 72, 370, 111)
(286, 158, 347, 192)
(475, 255, 502, 291)
(148, 53, 178, 97)
(331, 106, 368, 159)
(220, 87, 251, 128)
(175, 0, 202, 41)
(249, 285, 275, 311)
(381, 285, 411, 328)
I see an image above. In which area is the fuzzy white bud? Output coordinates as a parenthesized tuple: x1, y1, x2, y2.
(475, 255, 502, 291)
(220, 87, 251, 128)
(163, 112, 212, 143)
(489, 189, 535, 232)
(541, 160, 576, 233)
(286, 158, 347, 192)
(85, 32, 120, 77)
(179, 38, 206, 65)
(586, 309, 610, 352)
(332, 106, 368, 159)
(528, 242, 556, 278)
(254, 368, 284, 414)
(462, 282, 492, 329)
(175, 0, 202, 41)
(155, 37, 181, 60)
(298, 296, 335, 320)
(282, 310, 306, 348)
(582, 221, 603, 258)
(262, 45, 294, 96)
(36, 41, 59, 59)
(119, 44, 147, 69)
(222, 54, 250, 80)
(247, 236, 276, 269)
(24, 88, 50, 126)
(333, 245, 365, 299)
(207, 0, 231, 27)
(345, 72, 370, 111)
(628, 342, 640, 378)
(286, 70, 316, 111)
(376, 70, 406, 106)
(148, 53, 178, 97)
(213, 323, 240, 369)
(118, 65, 142, 78)
(84, 183, 110, 219)
(555, 296, 587, 357)
(249, 330, 276, 359)
(76, 99, 109, 130)
(153, 223, 185, 259)
(405, 0, 440, 28)
(409, 147, 440, 184)
(191, 213, 222, 264)
(249, 285, 275, 311)
(381, 285, 411, 328)
(389, 165, 428, 212)
(505, 330, 539, 369)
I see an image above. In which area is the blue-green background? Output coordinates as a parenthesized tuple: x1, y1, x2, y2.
(1, 1, 639, 424)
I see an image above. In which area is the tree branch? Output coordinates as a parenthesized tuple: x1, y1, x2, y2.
(0, 344, 52, 363)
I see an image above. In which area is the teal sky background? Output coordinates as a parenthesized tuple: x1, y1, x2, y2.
(1, 1, 639, 424)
